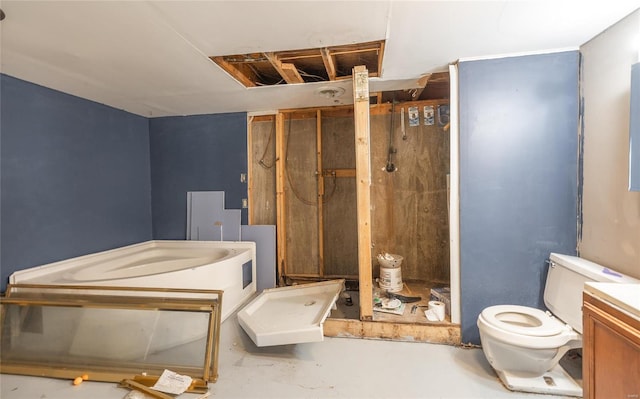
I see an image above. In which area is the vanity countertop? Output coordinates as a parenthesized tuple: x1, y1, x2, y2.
(584, 282, 640, 321)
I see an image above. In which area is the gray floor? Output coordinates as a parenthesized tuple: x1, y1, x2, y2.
(1, 313, 576, 399)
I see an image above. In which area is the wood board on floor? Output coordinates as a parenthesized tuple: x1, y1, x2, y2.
(325, 281, 458, 344)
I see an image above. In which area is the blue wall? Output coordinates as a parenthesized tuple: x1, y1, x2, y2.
(458, 51, 579, 344)
(0, 74, 248, 291)
(2, 51, 581, 344)
(0, 75, 153, 291)
(149, 113, 247, 239)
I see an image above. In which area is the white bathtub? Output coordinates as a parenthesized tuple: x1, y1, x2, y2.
(9, 240, 257, 322)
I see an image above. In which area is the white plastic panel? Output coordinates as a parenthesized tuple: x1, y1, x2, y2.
(237, 280, 344, 347)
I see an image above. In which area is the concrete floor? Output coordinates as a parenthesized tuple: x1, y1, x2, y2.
(1, 314, 576, 399)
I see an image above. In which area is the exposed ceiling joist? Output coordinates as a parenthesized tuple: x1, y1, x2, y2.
(212, 40, 385, 88)
(320, 48, 337, 81)
(265, 53, 305, 84)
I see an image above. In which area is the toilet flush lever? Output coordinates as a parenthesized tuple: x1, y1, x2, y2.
(546, 259, 556, 268)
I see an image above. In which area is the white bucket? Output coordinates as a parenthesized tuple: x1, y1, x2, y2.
(379, 266, 403, 292)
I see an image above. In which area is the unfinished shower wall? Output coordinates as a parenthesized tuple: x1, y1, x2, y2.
(282, 116, 320, 277)
(321, 113, 358, 277)
(248, 116, 277, 226)
(248, 100, 449, 285)
(370, 101, 450, 283)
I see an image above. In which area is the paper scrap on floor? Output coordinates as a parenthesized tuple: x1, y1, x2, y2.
(373, 298, 406, 315)
(151, 369, 192, 395)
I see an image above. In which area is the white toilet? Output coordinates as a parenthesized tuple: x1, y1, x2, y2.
(477, 252, 639, 397)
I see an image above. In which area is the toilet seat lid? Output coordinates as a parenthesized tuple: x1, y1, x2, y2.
(481, 305, 565, 337)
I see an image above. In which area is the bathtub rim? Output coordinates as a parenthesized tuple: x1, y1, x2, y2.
(9, 240, 256, 286)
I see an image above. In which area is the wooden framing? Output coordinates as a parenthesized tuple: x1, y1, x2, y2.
(248, 99, 448, 284)
(247, 115, 255, 224)
(316, 110, 325, 277)
(412, 74, 431, 101)
(265, 52, 305, 84)
(353, 65, 373, 321)
(211, 40, 384, 87)
(210, 56, 256, 88)
(324, 318, 460, 345)
(247, 91, 459, 343)
(320, 48, 337, 81)
(272, 108, 361, 282)
(322, 169, 356, 178)
(275, 112, 287, 285)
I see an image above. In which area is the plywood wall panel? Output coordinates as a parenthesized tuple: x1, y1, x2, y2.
(249, 101, 449, 283)
(284, 117, 319, 275)
(370, 105, 450, 283)
(249, 118, 277, 225)
(323, 178, 358, 276)
(321, 115, 358, 276)
(322, 116, 356, 169)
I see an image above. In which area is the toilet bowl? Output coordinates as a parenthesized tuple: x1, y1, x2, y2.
(477, 253, 639, 397)
(478, 305, 581, 377)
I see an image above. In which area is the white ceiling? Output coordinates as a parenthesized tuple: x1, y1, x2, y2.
(1, 1, 639, 117)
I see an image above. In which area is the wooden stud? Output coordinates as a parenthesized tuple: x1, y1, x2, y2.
(353, 65, 373, 321)
(275, 112, 287, 285)
(316, 110, 325, 277)
(247, 116, 254, 224)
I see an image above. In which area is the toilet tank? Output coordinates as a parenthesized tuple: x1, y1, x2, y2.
(544, 253, 639, 334)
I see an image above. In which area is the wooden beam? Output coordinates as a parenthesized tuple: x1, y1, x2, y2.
(284, 273, 359, 280)
(275, 112, 287, 285)
(320, 48, 337, 81)
(265, 52, 305, 84)
(353, 65, 373, 321)
(322, 168, 356, 178)
(323, 318, 461, 345)
(377, 40, 385, 78)
(210, 56, 256, 88)
(369, 98, 448, 116)
(280, 63, 304, 84)
(411, 73, 431, 100)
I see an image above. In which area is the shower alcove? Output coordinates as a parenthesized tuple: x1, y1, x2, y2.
(247, 93, 459, 344)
